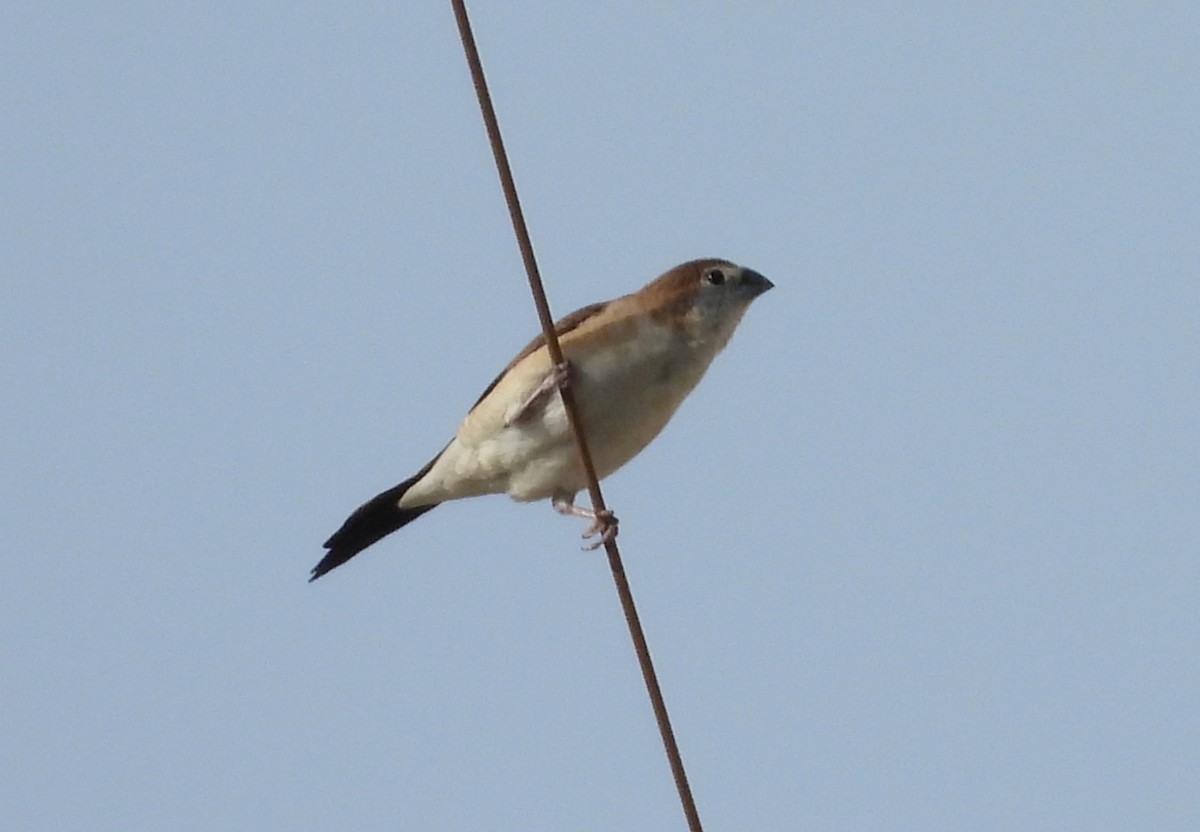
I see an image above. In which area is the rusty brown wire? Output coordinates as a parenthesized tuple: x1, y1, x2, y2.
(449, 2, 704, 830)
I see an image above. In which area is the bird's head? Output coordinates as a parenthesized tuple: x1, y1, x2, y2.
(642, 258, 774, 348)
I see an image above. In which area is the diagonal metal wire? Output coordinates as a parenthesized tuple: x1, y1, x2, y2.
(449, 3, 704, 830)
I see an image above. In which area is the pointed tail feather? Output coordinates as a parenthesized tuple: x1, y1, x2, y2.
(311, 456, 440, 581)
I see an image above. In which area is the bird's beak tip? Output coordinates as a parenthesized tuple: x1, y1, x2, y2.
(743, 268, 774, 295)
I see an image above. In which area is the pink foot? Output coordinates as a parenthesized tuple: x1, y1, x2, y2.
(506, 361, 572, 426)
(552, 494, 619, 550)
(581, 509, 618, 551)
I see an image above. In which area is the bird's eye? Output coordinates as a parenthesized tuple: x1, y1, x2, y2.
(705, 268, 726, 286)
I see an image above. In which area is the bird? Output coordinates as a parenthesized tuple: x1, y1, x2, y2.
(311, 257, 773, 581)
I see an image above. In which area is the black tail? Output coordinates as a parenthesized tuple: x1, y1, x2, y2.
(310, 456, 440, 581)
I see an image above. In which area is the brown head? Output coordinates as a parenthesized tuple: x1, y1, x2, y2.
(639, 258, 773, 347)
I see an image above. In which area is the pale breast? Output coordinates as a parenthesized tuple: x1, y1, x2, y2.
(406, 314, 727, 506)
(567, 317, 717, 481)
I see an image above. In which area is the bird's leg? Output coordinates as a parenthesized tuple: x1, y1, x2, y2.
(505, 360, 572, 427)
(551, 492, 619, 551)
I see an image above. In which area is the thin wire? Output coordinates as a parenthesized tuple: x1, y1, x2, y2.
(449, 3, 704, 830)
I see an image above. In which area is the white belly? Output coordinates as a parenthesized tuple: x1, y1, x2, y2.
(402, 317, 722, 507)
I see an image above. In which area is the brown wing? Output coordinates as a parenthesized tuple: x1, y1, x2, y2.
(468, 300, 609, 410)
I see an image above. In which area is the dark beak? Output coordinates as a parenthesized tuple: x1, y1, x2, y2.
(740, 268, 774, 297)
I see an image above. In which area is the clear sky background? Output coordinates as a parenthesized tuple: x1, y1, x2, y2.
(4, 3, 1197, 830)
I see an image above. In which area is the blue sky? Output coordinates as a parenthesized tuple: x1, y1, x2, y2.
(3, 3, 1198, 830)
